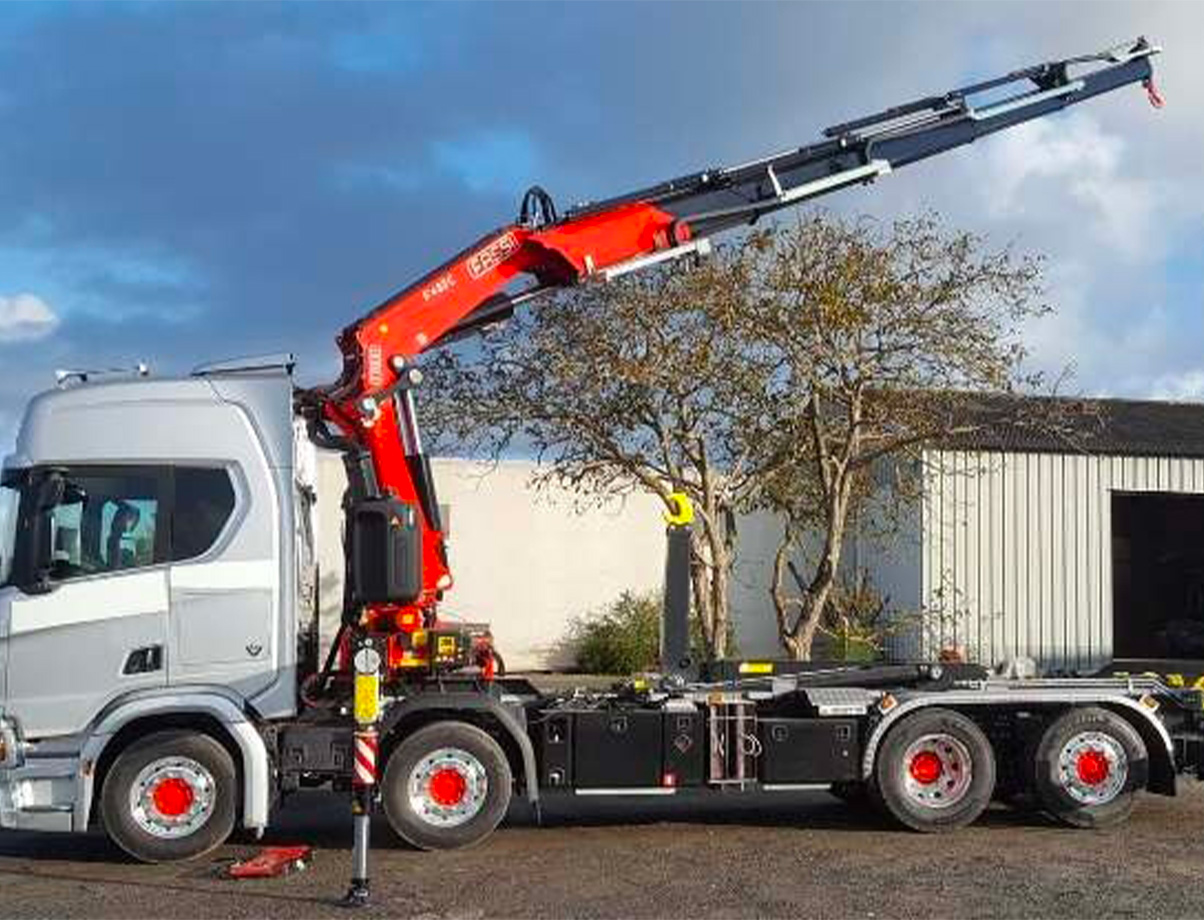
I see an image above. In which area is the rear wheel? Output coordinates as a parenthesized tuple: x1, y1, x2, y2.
(100, 730, 237, 863)
(1032, 707, 1146, 829)
(874, 708, 995, 832)
(381, 721, 512, 850)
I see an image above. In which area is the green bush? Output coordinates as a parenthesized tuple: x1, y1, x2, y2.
(569, 590, 737, 674)
(571, 591, 660, 675)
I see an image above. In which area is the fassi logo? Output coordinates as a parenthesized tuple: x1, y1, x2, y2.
(467, 232, 520, 279)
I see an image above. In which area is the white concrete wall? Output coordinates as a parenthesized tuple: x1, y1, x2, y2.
(314, 453, 798, 667)
(315, 453, 667, 670)
(431, 459, 667, 669)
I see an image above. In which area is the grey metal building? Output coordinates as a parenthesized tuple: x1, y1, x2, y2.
(872, 397, 1204, 674)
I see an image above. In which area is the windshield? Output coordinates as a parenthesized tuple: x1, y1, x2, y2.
(0, 483, 18, 586)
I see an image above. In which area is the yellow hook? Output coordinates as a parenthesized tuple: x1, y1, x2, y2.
(663, 492, 694, 526)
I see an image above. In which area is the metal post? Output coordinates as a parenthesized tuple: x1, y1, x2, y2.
(342, 636, 382, 909)
(661, 492, 695, 681)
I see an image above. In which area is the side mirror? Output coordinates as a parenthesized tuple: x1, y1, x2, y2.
(20, 469, 65, 595)
(35, 469, 66, 511)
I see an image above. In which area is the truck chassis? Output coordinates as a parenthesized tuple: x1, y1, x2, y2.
(269, 662, 1202, 853)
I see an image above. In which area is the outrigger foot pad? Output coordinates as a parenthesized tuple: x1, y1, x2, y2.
(341, 880, 371, 909)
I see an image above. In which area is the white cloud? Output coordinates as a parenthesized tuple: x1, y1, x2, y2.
(0, 293, 60, 343)
(1148, 369, 1204, 402)
(981, 112, 1164, 261)
(1017, 259, 1187, 398)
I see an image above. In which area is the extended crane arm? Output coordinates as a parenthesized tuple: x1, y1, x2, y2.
(302, 37, 1160, 666)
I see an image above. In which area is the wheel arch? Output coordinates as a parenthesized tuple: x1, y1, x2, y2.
(1100, 702, 1176, 795)
(862, 694, 1175, 796)
(78, 691, 271, 833)
(380, 694, 538, 805)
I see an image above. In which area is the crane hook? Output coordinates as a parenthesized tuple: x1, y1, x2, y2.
(1144, 77, 1165, 109)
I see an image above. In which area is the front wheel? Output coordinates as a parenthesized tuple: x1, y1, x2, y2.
(381, 721, 512, 850)
(100, 730, 237, 863)
(874, 708, 995, 832)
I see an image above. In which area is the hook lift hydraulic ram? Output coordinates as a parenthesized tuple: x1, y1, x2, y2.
(5, 36, 1203, 911)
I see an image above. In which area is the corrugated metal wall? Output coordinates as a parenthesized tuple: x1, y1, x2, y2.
(918, 450, 1204, 672)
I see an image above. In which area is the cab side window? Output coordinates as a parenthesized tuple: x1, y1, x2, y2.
(172, 467, 236, 562)
(30, 465, 234, 583)
(47, 471, 164, 581)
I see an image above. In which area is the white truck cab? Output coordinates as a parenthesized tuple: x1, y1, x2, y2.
(0, 359, 308, 851)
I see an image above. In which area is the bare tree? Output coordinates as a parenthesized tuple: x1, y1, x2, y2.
(423, 211, 1054, 663)
(731, 213, 1049, 659)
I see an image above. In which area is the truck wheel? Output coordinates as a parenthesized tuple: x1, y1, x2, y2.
(874, 708, 995, 832)
(100, 730, 237, 863)
(1032, 707, 1146, 829)
(381, 721, 512, 850)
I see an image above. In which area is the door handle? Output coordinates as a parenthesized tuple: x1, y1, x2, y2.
(123, 645, 163, 675)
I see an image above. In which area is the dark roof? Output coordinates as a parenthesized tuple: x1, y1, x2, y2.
(933, 393, 1204, 460)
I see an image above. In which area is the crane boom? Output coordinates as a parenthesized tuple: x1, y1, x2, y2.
(301, 36, 1161, 673)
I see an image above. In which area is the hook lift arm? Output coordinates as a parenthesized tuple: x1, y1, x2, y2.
(299, 37, 1161, 673)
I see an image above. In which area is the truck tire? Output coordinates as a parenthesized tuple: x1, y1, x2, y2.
(874, 708, 995, 832)
(1032, 707, 1146, 829)
(100, 730, 237, 863)
(381, 721, 512, 850)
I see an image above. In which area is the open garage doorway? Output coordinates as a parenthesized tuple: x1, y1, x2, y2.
(1113, 491, 1204, 661)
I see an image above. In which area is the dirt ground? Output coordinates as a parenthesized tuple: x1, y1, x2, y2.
(2, 782, 1204, 919)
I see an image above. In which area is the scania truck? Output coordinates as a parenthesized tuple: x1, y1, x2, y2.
(3, 38, 1197, 871)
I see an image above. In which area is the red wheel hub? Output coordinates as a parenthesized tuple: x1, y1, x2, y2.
(909, 751, 944, 785)
(150, 777, 195, 818)
(428, 767, 468, 807)
(1075, 749, 1111, 786)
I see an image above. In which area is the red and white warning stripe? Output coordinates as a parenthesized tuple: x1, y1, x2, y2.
(353, 731, 379, 786)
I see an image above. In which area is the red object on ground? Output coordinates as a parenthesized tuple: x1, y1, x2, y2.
(226, 846, 314, 879)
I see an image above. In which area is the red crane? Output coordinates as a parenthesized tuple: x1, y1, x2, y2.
(299, 37, 1161, 675)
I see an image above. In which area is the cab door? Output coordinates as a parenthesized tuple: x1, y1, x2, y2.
(166, 466, 278, 700)
(3, 467, 170, 738)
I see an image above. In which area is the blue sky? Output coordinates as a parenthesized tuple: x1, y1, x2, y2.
(0, 1, 1201, 446)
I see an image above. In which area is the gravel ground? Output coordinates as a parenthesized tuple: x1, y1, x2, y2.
(2, 782, 1204, 918)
